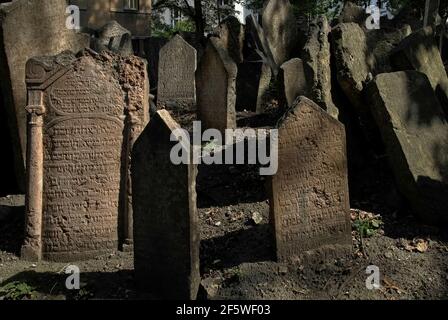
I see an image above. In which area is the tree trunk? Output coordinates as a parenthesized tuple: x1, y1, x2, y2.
(194, 0, 205, 45)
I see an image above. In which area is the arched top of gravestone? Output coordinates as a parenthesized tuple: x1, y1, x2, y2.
(160, 34, 197, 62)
(99, 20, 132, 39)
(277, 96, 344, 130)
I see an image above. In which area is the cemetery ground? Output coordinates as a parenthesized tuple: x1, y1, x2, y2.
(1, 157, 447, 300)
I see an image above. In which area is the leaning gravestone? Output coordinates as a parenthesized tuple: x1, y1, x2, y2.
(367, 71, 448, 224)
(21, 50, 149, 261)
(0, 0, 90, 191)
(132, 110, 200, 300)
(245, 14, 277, 75)
(262, 0, 299, 67)
(302, 16, 339, 119)
(279, 58, 308, 107)
(214, 16, 245, 64)
(269, 96, 352, 263)
(196, 38, 237, 135)
(332, 23, 370, 114)
(391, 26, 448, 117)
(157, 35, 197, 111)
(236, 61, 271, 113)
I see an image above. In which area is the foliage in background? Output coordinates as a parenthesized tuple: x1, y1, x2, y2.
(152, 18, 195, 38)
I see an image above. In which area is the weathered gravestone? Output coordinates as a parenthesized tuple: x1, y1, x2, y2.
(92, 20, 134, 56)
(269, 96, 352, 263)
(301, 16, 339, 119)
(0, 0, 90, 191)
(367, 71, 448, 224)
(262, 0, 299, 67)
(21, 50, 149, 261)
(279, 58, 308, 107)
(245, 14, 277, 75)
(132, 110, 200, 300)
(424, 0, 440, 27)
(338, 1, 368, 26)
(196, 38, 237, 135)
(236, 61, 271, 113)
(332, 23, 370, 114)
(214, 16, 244, 64)
(143, 37, 169, 93)
(391, 26, 448, 117)
(157, 35, 197, 111)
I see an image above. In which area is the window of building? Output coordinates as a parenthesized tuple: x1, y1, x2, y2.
(124, 0, 139, 11)
(171, 8, 181, 27)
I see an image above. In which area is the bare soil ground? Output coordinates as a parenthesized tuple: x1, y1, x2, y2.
(1, 157, 447, 300)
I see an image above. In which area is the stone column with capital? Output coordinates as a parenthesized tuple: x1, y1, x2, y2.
(21, 90, 45, 261)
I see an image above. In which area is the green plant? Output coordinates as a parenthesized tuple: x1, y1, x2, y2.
(353, 217, 383, 238)
(0, 281, 36, 300)
(152, 19, 195, 38)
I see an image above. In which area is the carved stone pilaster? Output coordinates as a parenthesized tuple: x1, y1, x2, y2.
(21, 90, 45, 261)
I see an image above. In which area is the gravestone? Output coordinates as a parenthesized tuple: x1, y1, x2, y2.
(424, 0, 440, 27)
(236, 61, 271, 113)
(262, 0, 299, 67)
(332, 23, 370, 114)
(338, 1, 368, 26)
(196, 38, 237, 135)
(391, 26, 448, 116)
(302, 16, 338, 119)
(21, 50, 149, 261)
(0, 0, 90, 191)
(157, 35, 197, 111)
(367, 71, 448, 224)
(144, 37, 169, 93)
(269, 96, 352, 263)
(92, 21, 134, 56)
(132, 110, 200, 300)
(214, 16, 244, 64)
(280, 58, 308, 107)
(245, 14, 277, 74)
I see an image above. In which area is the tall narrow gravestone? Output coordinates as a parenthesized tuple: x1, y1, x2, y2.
(157, 35, 197, 111)
(196, 38, 237, 135)
(262, 0, 299, 67)
(21, 51, 149, 261)
(269, 97, 352, 263)
(132, 110, 200, 300)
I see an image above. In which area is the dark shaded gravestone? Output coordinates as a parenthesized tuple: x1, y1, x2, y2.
(132, 110, 200, 300)
(391, 26, 448, 117)
(279, 58, 307, 107)
(236, 61, 271, 113)
(196, 38, 237, 135)
(367, 71, 448, 224)
(245, 14, 277, 75)
(92, 20, 134, 56)
(143, 37, 169, 94)
(301, 16, 339, 119)
(0, 0, 90, 192)
(269, 96, 352, 263)
(157, 35, 197, 111)
(262, 0, 299, 67)
(21, 51, 149, 261)
(214, 16, 245, 64)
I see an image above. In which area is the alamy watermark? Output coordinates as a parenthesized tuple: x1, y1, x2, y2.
(365, 265, 381, 290)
